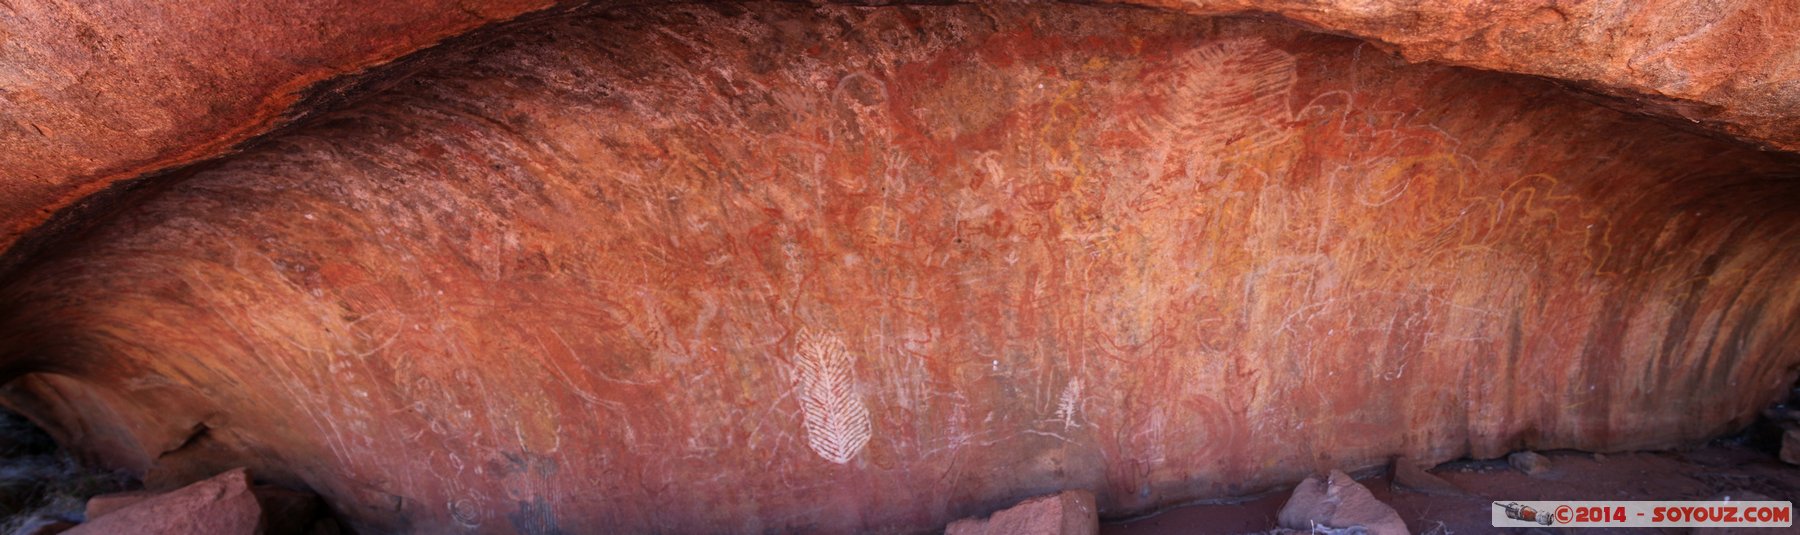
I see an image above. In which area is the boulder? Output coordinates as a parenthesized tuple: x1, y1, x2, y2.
(1277, 470, 1409, 535)
(1508, 452, 1552, 477)
(65, 468, 259, 535)
(946, 490, 1098, 535)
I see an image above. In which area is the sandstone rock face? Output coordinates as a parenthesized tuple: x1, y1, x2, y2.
(0, 0, 555, 265)
(1138, 0, 1800, 152)
(4, 0, 1800, 269)
(1, 2, 1799, 534)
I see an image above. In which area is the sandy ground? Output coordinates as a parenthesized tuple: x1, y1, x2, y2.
(1104, 443, 1800, 534)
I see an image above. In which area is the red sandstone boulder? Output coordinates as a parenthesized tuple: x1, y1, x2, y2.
(1277, 470, 1408, 535)
(946, 490, 1099, 535)
(1508, 451, 1553, 477)
(67, 468, 259, 535)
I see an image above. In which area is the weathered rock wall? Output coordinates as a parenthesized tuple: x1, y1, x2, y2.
(1143, 0, 1800, 151)
(0, 0, 557, 265)
(2, 3, 1799, 534)
(7, 0, 1800, 268)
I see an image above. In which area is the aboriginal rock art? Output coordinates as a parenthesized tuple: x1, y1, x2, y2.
(2, 4, 1799, 534)
(1171, 38, 1298, 154)
(1057, 377, 1083, 429)
(791, 329, 873, 464)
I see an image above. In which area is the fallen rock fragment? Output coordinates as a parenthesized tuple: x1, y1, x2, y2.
(66, 468, 259, 535)
(1390, 458, 1468, 497)
(1277, 470, 1409, 535)
(1508, 451, 1552, 477)
(946, 489, 1098, 535)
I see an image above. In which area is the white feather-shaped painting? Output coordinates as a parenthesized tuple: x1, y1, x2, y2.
(1056, 377, 1082, 429)
(792, 329, 872, 464)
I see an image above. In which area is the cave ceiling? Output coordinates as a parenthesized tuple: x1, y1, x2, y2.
(1, 1, 1798, 533)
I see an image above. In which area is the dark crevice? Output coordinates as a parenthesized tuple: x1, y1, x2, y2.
(0, 407, 137, 532)
(157, 422, 211, 460)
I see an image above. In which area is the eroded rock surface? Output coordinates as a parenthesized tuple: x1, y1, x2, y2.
(1140, 0, 1800, 151)
(1, 2, 1799, 534)
(6, 0, 1800, 268)
(0, 0, 555, 263)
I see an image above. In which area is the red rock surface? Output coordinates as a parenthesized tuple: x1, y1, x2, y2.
(1136, 0, 1800, 151)
(0, 0, 555, 264)
(5, 0, 1800, 268)
(65, 468, 259, 535)
(0, 2, 1798, 534)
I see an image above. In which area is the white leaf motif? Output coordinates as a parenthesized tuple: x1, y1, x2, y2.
(1056, 377, 1082, 429)
(792, 329, 872, 464)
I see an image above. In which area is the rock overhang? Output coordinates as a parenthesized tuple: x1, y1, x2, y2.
(0, 2, 1798, 533)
